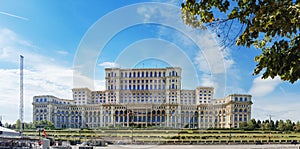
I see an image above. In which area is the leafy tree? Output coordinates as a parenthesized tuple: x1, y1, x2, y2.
(285, 119, 293, 131)
(270, 120, 275, 130)
(33, 120, 55, 130)
(181, 0, 300, 83)
(239, 122, 248, 130)
(4, 122, 9, 128)
(247, 118, 256, 130)
(257, 120, 261, 129)
(263, 122, 270, 131)
(15, 119, 21, 130)
(294, 121, 300, 132)
(275, 120, 279, 129)
(23, 122, 34, 130)
(259, 120, 266, 130)
(277, 120, 285, 131)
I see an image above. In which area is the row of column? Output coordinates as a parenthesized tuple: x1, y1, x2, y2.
(52, 106, 232, 129)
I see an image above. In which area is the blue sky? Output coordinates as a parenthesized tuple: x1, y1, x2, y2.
(0, 0, 299, 124)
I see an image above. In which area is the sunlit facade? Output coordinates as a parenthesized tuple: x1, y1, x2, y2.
(32, 67, 252, 129)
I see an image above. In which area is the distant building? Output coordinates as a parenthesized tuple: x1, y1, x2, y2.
(32, 67, 252, 129)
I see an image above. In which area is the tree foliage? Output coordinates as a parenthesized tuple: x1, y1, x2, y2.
(277, 120, 285, 131)
(294, 121, 300, 132)
(239, 118, 300, 132)
(181, 0, 300, 83)
(15, 119, 21, 130)
(33, 120, 55, 130)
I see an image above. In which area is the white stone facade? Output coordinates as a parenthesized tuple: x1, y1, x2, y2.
(32, 67, 252, 129)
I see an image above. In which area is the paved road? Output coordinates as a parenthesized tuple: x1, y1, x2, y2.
(82, 144, 300, 149)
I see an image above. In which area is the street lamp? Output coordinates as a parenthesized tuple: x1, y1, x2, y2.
(229, 123, 232, 142)
(128, 110, 134, 144)
(132, 112, 136, 144)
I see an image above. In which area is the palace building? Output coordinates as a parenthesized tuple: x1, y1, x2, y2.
(32, 67, 252, 129)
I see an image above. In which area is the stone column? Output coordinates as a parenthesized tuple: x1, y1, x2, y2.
(100, 106, 103, 127)
(146, 109, 148, 127)
(127, 113, 129, 127)
(122, 115, 125, 127)
(111, 106, 114, 127)
(166, 106, 170, 127)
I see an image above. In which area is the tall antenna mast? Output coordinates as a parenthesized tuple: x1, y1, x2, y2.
(19, 55, 24, 133)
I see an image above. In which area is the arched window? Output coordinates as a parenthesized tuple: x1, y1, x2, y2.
(152, 110, 156, 115)
(157, 110, 161, 115)
(235, 97, 238, 101)
(195, 111, 198, 116)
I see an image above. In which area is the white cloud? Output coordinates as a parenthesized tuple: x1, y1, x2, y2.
(0, 28, 74, 124)
(0, 67, 73, 124)
(56, 50, 68, 55)
(136, 3, 235, 97)
(252, 93, 300, 122)
(193, 32, 234, 74)
(248, 76, 282, 97)
(94, 79, 105, 91)
(98, 62, 119, 68)
(0, 28, 33, 50)
(199, 73, 215, 87)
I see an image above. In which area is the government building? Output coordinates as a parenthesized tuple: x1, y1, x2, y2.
(32, 67, 252, 129)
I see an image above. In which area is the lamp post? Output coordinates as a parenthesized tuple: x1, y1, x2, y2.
(129, 110, 134, 144)
(79, 129, 81, 141)
(229, 123, 232, 142)
(268, 115, 272, 143)
(131, 124, 133, 144)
